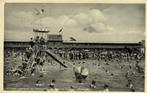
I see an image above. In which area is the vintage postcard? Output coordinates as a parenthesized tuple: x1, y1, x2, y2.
(1, 0, 146, 92)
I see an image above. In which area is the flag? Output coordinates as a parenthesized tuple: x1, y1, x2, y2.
(70, 37, 76, 41)
(59, 28, 63, 33)
(41, 9, 44, 13)
(35, 8, 44, 15)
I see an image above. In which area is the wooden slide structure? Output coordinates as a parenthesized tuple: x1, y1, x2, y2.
(41, 49, 89, 80)
(41, 49, 72, 68)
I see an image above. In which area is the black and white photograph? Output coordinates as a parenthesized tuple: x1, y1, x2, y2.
(4, 3, 145, 91)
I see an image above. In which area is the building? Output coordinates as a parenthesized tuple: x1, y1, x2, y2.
(4, 34, 144, 51)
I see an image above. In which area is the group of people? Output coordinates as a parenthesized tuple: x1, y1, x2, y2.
(4, 36, 145, 91)
(53, 48, 144, 62)
(5, 36, 48, 78)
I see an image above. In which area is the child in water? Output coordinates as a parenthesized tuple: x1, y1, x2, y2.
(49, 79, 58, 90)
(90, 80, 96, 89)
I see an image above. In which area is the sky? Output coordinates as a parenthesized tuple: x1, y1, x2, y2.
(5, 3, 145, 43)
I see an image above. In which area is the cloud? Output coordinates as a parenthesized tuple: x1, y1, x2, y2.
(37, 9, 112, 34)
(5, 4, 145, 43)
(5, 11, 36, 30)
(103, 5, 145, 32)
(6, 8, 138, 34)
(73, 9, 105, 24)
(83, 25, 97, 33)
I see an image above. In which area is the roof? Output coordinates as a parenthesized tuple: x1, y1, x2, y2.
(63, 41, 140, 45)
(4, 41, 29, 43)
(33, 28, 50, 33)
(47, 34, 62, 41)
(4, 40, 140, 45)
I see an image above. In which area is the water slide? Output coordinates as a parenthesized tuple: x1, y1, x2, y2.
(42, 50, 71, 68)
(41, 49, 89, 77)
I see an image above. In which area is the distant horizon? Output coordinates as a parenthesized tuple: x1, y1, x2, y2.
(4, 35, 144, 43)
(4, 31, 145, 43)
